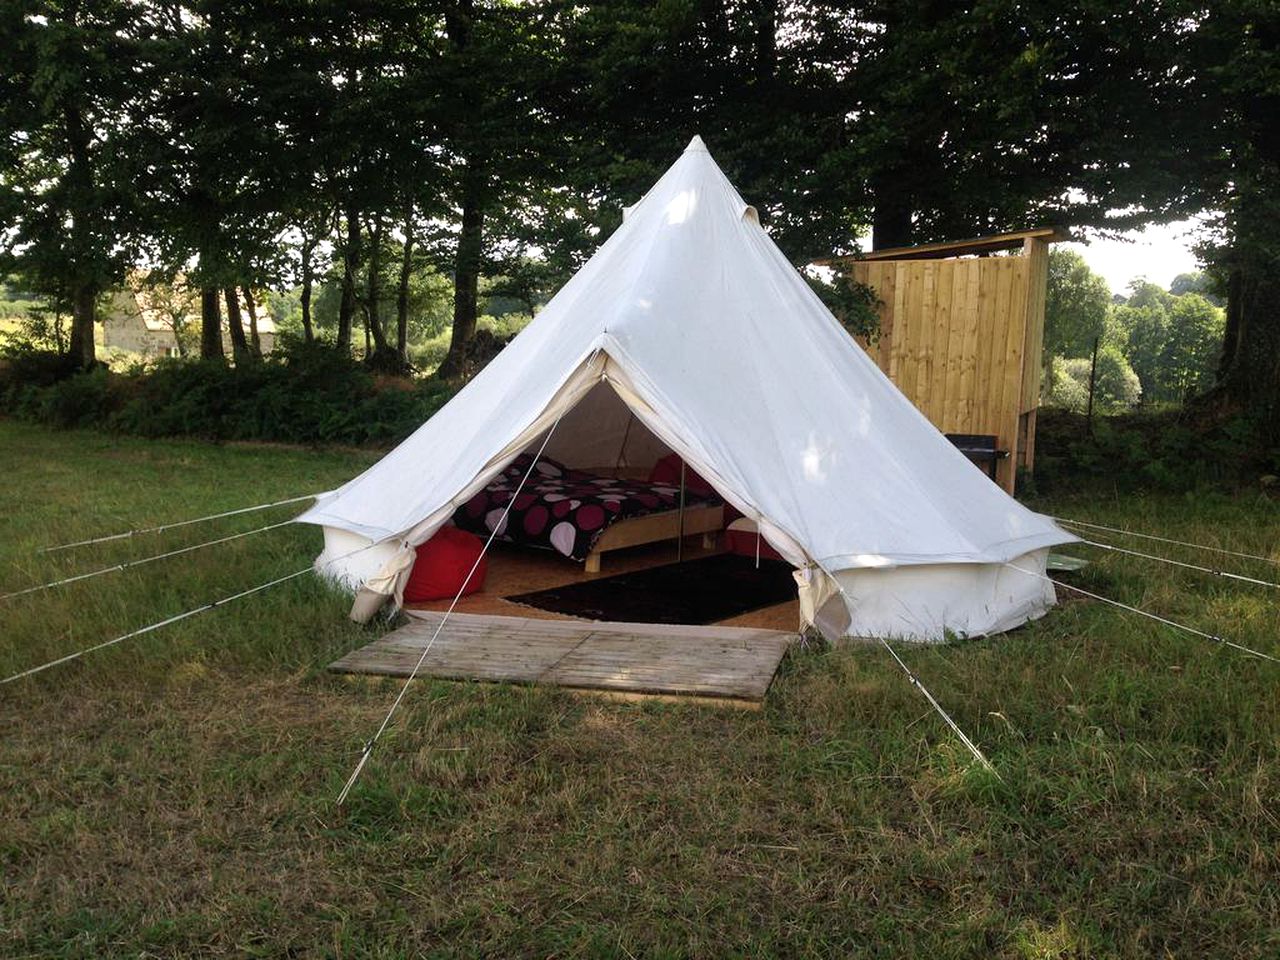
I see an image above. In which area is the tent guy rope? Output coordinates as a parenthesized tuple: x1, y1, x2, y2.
(0, 567, 313, 685)
(1004, 563, 1278, 663)
(1054, 517, 1279, 567)
(814, 562, 1000, 778)
(41, 493, 318, 553)
(0, 538, 386, 686)
(1075, 538, 1280, 590)
(1, 519, 296, 603)
(336, 349, 600, 806)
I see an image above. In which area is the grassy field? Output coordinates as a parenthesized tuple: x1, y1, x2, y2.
(1, 420, 1277, 958)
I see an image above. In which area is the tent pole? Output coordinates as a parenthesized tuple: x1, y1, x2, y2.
(677, 458, 687, 563)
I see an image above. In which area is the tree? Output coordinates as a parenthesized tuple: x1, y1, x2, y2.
(145, 276, 199, 357)
(1113, 300, 1169, 405)
(0, 1, 144, 369)
(1179, 2, 1280, 432)
(1045, 250, 1112, 363)
(849, 2, 1215, 250)
(1170, 270, 1224, 306)
(1112, 283, 1226, 405)
(432, 0, 571, 380)
(1160, 293, 1225, 401)
(1048, 348, 1142, 414)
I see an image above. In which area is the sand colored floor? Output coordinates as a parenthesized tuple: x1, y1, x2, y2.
(407, 537, 801, 633)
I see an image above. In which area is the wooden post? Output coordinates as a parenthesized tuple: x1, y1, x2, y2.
(676, 458, 687, 563)
(1086, 336, 1100, 434)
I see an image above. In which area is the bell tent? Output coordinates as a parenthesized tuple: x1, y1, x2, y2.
(298, 136, 1075, 641)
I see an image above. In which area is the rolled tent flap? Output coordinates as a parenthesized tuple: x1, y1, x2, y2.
(347, 542, 416, 624)
(794, 566, 852, 640)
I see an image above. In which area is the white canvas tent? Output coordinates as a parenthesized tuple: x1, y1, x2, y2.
(298, 136, 1076, 641)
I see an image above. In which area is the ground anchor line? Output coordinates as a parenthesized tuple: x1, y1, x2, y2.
(336, 349, 601, 806)
(1075, 538, 1280, 590)
(41, 493, 319, 553)
(1054, 516, 1280, 568)
(1005, 562, 1278, 664)
(2, 519, 296, 603)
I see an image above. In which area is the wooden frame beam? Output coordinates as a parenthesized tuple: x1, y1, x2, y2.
(817, 227, 1071, 265)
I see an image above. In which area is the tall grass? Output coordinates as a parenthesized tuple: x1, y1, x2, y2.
(1, 421, 1277, 957)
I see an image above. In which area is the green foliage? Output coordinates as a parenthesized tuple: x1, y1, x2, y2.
(1048, 349, 1142, 414)
(1048, 270, 1228, 415)
(0, 342, 456, 446)
(1034, 407, 1279, 493)
(1169, 270, 1223, 306)
(806, 269, 882, 342)
(1044, 249, 1112, 361)
(0, 300, 70, 354)
(1112, 285, 1225, 406)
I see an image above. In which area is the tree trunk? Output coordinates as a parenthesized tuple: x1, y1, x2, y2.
(870, 169, 913, 250)
(243, 285, 262, 356)
(438, 166, 485, 380)
(1218, 262, 1280, 435)
(200, 287, 223, 359)
(62, 91, 97, 370)
(396, 206, 415, 364)
(365, 215, 391, 356)
(67, 283, 97, 370)
(223, 287, 250, 360)
(753, 0, 778, 79)
(337, 208, 362, 351)
(300, 237, 315, 343)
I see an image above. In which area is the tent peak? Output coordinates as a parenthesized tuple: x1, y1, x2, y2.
(684, 135, 709, 154)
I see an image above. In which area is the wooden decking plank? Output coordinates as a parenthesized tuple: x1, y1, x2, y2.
(331, 610, 795, 702)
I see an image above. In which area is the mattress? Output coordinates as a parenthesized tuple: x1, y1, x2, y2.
(452, 454, 718, 561)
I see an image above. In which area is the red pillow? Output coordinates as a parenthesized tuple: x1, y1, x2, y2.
(403, 526, 489, 602)
(648, 453, 717, 498)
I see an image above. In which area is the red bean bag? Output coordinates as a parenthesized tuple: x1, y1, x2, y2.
(724, 517, 784, 562)
(403, 526, 489, 602)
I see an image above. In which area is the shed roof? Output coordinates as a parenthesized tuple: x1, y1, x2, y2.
(819, 227, 1071, 265)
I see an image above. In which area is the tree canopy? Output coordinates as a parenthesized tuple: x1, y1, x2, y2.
(0, 1, 1276, 428)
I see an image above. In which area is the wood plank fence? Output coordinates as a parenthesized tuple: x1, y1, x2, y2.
(843, 232, 1054, 493)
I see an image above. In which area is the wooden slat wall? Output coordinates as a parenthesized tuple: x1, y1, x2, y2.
(851, 250, 1047, 493)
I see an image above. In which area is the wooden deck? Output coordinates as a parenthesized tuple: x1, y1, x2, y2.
(330, 610, 797, 704)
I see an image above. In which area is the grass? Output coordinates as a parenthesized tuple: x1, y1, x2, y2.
(1, 419, 1277, 958)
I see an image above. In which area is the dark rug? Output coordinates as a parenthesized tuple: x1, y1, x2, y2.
(506, 554, 796, 625)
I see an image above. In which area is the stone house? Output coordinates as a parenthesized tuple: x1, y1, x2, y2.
(103, 276, 278, 358)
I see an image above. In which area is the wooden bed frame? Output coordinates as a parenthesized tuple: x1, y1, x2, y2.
(584, 502, 725, 573)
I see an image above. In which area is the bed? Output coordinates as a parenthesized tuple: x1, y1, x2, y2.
(453, 453, 725, 572)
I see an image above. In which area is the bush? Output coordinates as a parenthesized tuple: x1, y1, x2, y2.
(0, 340, 457, 447)
(1033, 406, 1277, 493)
(1047, 349, 1141, 414)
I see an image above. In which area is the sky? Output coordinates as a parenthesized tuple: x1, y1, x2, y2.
(1061, 218, 1205, 297)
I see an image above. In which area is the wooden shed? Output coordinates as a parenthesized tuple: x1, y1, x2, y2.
(823, 227, 1067, 493)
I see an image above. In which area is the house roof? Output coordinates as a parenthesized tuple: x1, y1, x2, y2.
(130, 281, 278, 334)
